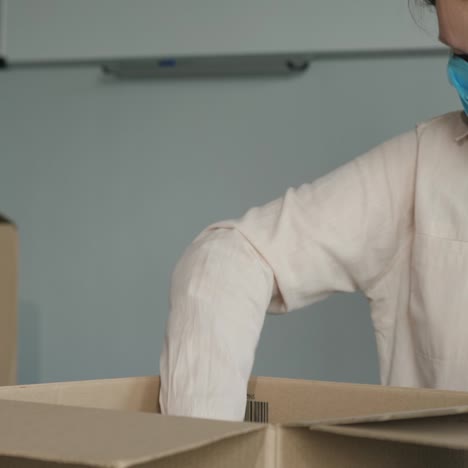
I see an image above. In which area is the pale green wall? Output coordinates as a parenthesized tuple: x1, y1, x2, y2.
(0, 52, 459, 384)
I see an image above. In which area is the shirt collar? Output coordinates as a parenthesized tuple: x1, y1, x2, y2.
(455, 111, 468, 143)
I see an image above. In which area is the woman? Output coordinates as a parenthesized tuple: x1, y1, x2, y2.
(160, 0, 468, 421)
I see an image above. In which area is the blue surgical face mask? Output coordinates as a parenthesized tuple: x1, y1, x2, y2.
(448, 54, 468, 116)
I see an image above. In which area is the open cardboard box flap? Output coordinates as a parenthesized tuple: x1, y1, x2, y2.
(5, 375, 468, 421)
(283, 405, 468, 451)
(0, 375, 161, 412)
(312, 412, 468, 451)
(3, 376, 468, 467)
(0, 398, 266, 468)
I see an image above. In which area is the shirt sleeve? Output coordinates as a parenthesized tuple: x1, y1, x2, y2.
(159, 129, 418, 421)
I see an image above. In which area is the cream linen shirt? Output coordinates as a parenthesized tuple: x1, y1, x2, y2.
(160, 110, 468, 421)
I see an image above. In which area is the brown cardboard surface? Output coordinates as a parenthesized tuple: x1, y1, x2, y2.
(0, 375, 160, 412)
(6, 375, 468, 424)
(247, 376, 468, 423)
(277, 427, 468, 468)
(0, 214, 17, 385)
(313, 413, 468, 450)
(3, 376, 468, 467)
(0, 398, 265, 467)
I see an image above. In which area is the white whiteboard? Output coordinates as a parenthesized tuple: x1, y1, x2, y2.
(1, 0, 445, 63)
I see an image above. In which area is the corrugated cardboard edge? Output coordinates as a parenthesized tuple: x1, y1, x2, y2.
(311, 419, 468, 451)
(265, 424, 278, 468)
(288, 404, 468, 428)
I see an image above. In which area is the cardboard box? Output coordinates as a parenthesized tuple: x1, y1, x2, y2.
(2, 376, 468, 466)
(0, 214, 17, 385)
